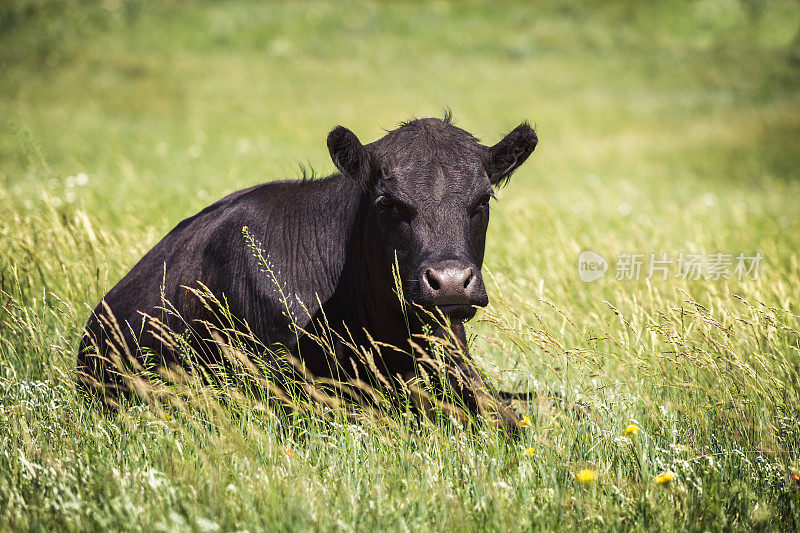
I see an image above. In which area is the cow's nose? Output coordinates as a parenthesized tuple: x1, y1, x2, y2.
(422, 262, 477, 306)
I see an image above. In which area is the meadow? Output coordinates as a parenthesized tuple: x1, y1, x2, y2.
(1, 0, 800, 530)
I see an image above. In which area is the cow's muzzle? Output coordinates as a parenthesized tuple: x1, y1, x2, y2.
(418, 260, 487, 320)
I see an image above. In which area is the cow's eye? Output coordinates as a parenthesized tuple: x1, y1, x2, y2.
(376, 195, 413, 219)
(470, 191, 494, 217)
(471, 193, 492, 215)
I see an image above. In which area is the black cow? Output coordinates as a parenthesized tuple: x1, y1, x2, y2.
(78, 114, 537, 428)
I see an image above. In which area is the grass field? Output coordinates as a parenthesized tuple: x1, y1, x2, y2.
(2, 0, 800, 530)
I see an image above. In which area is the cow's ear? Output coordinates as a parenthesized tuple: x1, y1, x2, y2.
(327, 126, 371, 187)
(483, 122, 538, 186)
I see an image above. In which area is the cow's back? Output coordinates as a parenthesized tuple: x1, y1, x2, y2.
(78, 176, 360, 396)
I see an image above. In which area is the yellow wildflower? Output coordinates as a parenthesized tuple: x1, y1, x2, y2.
(623, 424, 639, 437)
(523, 446, 535, 455)
(655, 471, 675, 484)
(518, 416, 531, 428)
(575, 469, 597, 484)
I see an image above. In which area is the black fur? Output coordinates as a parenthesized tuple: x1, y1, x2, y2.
(78, 116, 538, 427)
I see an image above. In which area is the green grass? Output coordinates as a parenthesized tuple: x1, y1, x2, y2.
(2, 0, 800, 530)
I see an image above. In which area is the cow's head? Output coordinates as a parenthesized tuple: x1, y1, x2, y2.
(328, 115, 537, 322)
